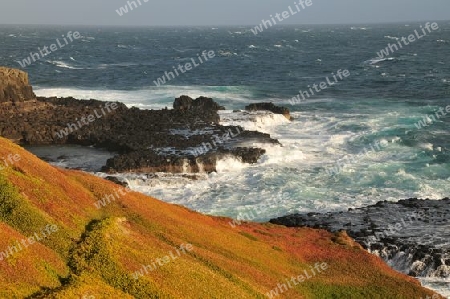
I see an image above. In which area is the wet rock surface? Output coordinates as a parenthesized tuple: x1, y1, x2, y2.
(1, 93, 279, 173)
(271, 198, 450, 278)
(174, 95, 225, 112)
(245, 102, 291, 120)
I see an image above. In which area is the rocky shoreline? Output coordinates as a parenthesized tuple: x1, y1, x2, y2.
(270, 198, 450, 280)
(0, 134, 441, 298)
(2, 67, 448, 297)
(0, 67, 286, 174)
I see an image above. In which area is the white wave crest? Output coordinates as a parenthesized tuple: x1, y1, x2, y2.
(365, 57, 395, 65)
(219, 110, 290, 134)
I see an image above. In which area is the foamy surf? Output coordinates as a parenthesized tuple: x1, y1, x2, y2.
(219, 110, 290, 135)
(364, 57, 395, 65)
(24, 94, 450, 224)
(34, 86, 256, 110)
(418, 278, 450, 298)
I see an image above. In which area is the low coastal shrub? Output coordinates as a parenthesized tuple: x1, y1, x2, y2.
(0, 173, 70, 257)
(69, 218, 168, 298)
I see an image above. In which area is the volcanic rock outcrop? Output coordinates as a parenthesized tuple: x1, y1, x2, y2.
(245, 102, 291, 120)
(0, 67, 281, 173)
(0, 67, 35, 103)
(270, 198, 450, 279)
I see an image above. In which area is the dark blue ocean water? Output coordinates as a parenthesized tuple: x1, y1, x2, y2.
(1, 23, 449, 100)
(1, 23, 450, 296)
(2, 22, 450, 214)
(2, 21, 450, 212)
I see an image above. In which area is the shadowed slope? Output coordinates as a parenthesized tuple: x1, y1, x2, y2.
(0, 137, 440, 298)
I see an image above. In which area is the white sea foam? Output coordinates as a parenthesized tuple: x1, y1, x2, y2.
(29, 89, 450, 224)
(365, 57, 395, 65)
(418, 278, 450, 298)
(216, 156, 246, 173)
(219, 110, 290, 134)
(34, 86, 256, 110)
(218, 50, 235, 57)
(46, 60, 84, 70)
(384, 35, 400, 40)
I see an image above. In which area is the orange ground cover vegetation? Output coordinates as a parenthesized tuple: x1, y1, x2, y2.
(0, 137, 440, 298)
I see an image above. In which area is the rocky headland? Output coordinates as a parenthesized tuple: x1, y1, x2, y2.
(0, 67, 283, 173)
(0, 67, 35, 103)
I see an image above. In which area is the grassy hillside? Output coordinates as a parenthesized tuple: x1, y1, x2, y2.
(0, 137, 440, 298)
